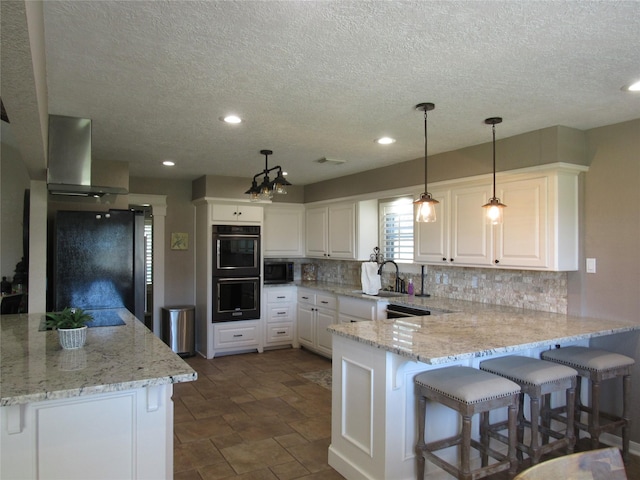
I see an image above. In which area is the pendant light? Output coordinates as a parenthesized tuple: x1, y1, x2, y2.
(245, 149, 292, 202)
(482, 117, 506, 224)
(414, 102, 439, 223)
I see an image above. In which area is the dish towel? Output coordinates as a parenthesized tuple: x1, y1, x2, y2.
(361, 262, 382, 295)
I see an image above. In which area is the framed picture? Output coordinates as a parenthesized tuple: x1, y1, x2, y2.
(171, 232, 189, 250)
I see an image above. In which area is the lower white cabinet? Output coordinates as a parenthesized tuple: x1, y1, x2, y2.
(297, 288, 337, 358)
(264, 286, 298, 348)
(212, 320, 262, 357)
(1, 386, 174, 479)
(338, 296, 388, 323)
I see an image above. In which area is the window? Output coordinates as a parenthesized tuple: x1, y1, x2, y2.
(144, 220, 153, 285)
(379, 197, 414, 262)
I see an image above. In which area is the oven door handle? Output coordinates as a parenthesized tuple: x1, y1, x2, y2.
(216, 234, 260, 239)
(216, 277, 260, 282)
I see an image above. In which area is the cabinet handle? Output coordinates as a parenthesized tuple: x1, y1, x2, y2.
(233, 334, 243, 338)
(442, 257, 447, 262)
(302, 296, 309, 300)
(495, 259, 499, 264)
(276, 311, 286, 315)
(277, 331, 286, 334)
(450, 258, 454, 262)
(277, 296, 285, 299)
(321, 301, 329, 304)
(237, 211, 242, 215)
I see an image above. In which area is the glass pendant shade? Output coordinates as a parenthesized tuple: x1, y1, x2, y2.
(415, 193, 438, 223)
(414, 102, 437, 223)
(483, 117, 506, 224)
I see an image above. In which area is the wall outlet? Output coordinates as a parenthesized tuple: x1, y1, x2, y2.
(586, 258, 596, 273)
(471, 276, 478, 288)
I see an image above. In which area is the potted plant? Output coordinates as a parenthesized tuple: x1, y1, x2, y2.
(46, 307, 93, 350)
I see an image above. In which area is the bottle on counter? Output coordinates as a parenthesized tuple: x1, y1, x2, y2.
(407, 278, 414, 296)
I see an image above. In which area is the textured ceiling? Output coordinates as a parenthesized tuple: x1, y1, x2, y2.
(4, 1, 640, 186)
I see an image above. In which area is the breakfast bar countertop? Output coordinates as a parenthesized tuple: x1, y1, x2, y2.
(0, 308, 197, 406)
(327, 304, 640, 365)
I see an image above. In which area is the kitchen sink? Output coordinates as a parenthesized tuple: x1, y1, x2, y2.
(352, 290, 406, 298)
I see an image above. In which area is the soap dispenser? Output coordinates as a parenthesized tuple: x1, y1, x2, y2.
(407, 278, 414, 296)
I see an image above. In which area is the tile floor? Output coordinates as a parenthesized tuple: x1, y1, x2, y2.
(174, 347, 639, 480)
(173, 347, 345, 480)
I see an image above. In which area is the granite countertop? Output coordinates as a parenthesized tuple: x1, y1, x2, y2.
(0, 308, 197, 406)
(292, 281, 640, 365)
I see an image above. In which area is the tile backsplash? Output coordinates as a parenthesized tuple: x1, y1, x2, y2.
(276, 258, 568, 314)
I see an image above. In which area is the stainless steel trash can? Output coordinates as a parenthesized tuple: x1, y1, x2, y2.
(161, 306, 195, 357)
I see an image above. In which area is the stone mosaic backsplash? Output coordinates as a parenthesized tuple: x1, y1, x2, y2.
(272, 258, 568, 314)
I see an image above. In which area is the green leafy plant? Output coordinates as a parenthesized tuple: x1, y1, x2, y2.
(46, 307, 93, 330)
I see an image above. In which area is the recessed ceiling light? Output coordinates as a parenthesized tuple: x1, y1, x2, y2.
(623, 79, 640, 92)
(376, 137, 396, 145)
(221, 115, 242, 124)
(163, 160, 175, 166)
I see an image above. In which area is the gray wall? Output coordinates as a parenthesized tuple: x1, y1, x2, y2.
(130, 176, 196, 307)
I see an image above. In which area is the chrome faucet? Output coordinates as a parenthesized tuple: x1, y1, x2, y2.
(378, 260, 401, 292)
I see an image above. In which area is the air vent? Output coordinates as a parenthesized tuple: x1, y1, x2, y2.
(316, 157, 346, 165)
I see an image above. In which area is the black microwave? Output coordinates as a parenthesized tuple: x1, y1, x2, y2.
(264, 262, 294, 284)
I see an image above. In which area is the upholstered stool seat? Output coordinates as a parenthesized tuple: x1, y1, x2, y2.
(415, 366, 521, 480)
(480, 356, 577, 465)
(541, 346, 634, 462)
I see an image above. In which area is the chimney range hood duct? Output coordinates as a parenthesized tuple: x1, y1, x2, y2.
(47, 114, 128, 197)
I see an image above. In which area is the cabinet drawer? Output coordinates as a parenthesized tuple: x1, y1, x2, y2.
(267, 289, 294, 303)
(215, 324, 258, 347)
(268, 305, 290, 321)
(316, 294, 337, 310)
(297, 291, 316, 304)
(266, 323, 294, 343)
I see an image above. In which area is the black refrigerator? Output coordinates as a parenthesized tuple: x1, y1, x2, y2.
(51, 209, 145, 320)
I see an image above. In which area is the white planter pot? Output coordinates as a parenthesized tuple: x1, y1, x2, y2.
(58, 326, 88, 350)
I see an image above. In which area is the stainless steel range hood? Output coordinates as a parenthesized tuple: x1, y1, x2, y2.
(47, 115, 128, 197)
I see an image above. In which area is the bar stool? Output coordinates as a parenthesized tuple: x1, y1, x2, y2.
(415, 366, 521, 480)
(541, 346, 634, 462)
(479, 356, 577, 465)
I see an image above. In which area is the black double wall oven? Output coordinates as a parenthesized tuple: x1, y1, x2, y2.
(212, 225, 261, 322)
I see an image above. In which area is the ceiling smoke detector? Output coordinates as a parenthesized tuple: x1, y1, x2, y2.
(316, 157, 346, 165)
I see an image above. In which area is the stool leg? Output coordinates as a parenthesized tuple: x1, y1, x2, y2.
(416, 395, 426, 480)
(529, 395, 541, 464)
(575, 376, 583, 439)
(566, 384, 576, 454)
(590, 378, 601, 450)
(461, 414, 472, 480)
(508, 402, 518, 478)
(516, 393, 525, 462)
(480, 411, 489, 467)
(540, 393, 551, 445)
(622, 373, 631, 463)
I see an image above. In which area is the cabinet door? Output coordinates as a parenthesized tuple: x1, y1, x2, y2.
(414, 189, 450, 263)
(264, 205, 304, 256)
(305, 207, 328, 257)
(495, 176, 548, 268)
(450, 184, 492, 266)
(210, 204, 239, 222)
(297, 304, 315, 347)
(315, 308, 336, 356)
(236, 205, 263, 223)
(328, 203, 356, 259)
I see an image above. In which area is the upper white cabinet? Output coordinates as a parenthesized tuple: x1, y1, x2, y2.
(305, 200, 378, 260)
(415, 164, 585, 271)
(264, 204, 305, 257)
(210, 203, 263, 223)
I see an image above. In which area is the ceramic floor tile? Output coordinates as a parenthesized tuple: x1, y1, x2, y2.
(174, 438, 225, 472)
(220, 438, 295, 474)
(269, 460, 311, 480)
(285, 438, 333, 474)
(174, 415, 235, 443)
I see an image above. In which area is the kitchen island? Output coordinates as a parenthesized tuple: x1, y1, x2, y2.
(0, 308, 197, 479)
(327, 301, 640, 480)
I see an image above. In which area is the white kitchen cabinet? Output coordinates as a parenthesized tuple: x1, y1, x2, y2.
(296, 288, 337, 358)
(263, 204, 305, 257)
(338, 295, 388, 323)
(210, 203, 263, 223)
(414, 164, 585, 271)
(264, 286, 298, 348)
(212, 320, 262, 357)
(305, 200, 378, 260)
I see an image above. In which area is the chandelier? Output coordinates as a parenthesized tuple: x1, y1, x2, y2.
(245, 149, 291, 202)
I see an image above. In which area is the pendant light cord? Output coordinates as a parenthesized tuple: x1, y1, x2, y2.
(492, 122, 496, 198)
(424, 108, 428, 190)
